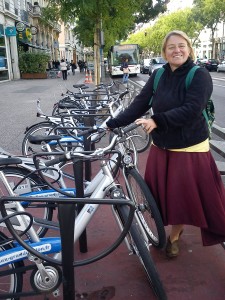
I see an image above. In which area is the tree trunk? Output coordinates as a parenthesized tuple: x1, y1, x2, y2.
(94, 19, 101, 85)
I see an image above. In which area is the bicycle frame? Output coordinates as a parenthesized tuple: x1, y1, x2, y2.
(0, 125, 156, 299)
(0, 151, 135, 274)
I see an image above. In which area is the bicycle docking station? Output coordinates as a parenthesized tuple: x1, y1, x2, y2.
(0, 194, 135, 300)
(0, 108, 137, 299)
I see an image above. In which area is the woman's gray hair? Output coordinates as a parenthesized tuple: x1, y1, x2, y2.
(161, 30, 195, 61)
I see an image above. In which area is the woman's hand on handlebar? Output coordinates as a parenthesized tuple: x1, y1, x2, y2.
(135, 118, 157, 134)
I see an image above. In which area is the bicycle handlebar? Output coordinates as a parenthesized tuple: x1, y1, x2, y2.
(122, 122, 140, 134)
(44, 153, 70, 167)
(43, 123, 140, 167)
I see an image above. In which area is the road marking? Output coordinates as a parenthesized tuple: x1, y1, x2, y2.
(213, 83, 225, 88)
(135, 80, 146, 86)
(212, 77, 225, 82)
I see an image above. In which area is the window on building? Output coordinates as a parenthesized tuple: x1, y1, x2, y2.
(0, 33, 9, 81)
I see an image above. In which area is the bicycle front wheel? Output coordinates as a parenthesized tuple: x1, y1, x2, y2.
(118, 205, 167, 300)
(125, 168, 166, 249)
(0, 231, 23, 299)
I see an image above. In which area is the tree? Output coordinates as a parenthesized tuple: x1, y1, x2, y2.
(44, 0, 166, 84)
(192, 0, 225, 58)
(126, 8, 203, 56)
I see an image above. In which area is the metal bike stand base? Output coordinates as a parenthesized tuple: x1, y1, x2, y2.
(58, 203, 76, 300)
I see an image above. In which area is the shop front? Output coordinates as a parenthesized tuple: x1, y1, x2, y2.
(0, 24, 9, 81)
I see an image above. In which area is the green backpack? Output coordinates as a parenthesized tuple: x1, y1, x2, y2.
(149, 66, 215, 136)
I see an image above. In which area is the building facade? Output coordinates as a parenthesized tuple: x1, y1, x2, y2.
(0, 0, 82, 82)
(58, 22, 83, 65)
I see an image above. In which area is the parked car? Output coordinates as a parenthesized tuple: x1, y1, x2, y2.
(195, 58, 205, 65)
(199, 58, 219, 71)
(217, 61, 225, 72)
(149, 57, 167, 76)
(140, 59, 151, 74)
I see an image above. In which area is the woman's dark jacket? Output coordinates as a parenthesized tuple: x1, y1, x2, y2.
(106, 59, 213, 149)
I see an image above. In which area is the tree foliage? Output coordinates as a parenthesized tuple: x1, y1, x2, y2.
(44, 0, 166, 50)
(126, 8, 203, 56)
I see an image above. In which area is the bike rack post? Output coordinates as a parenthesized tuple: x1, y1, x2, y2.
(57, 157, 86, 300)
(58, 202, 76, 300)
(74, 157, 88, 253)
(77, 110, 97, 253)
(83, 115, 93, 181)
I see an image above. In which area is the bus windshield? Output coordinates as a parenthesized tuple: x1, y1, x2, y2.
(107, 44, 140, 76)
(111, 44, 139, 65)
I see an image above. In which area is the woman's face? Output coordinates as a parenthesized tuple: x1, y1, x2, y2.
(165, 35, 191, 71)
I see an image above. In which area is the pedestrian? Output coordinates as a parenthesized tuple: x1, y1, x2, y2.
(121, 58, 129, 84)
(70, 60, 77, 75)
(78, 60, 84, 73)
(106, 30, 225, 258)
(60, 59, 67, 80)
(84, 61, 87, 73)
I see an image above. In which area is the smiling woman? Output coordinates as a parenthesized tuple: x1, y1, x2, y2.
(162, 31, 194, 71)
(107, 30, 225, 259)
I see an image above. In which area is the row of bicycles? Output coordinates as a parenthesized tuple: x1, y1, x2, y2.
(0, 81, 167, 299)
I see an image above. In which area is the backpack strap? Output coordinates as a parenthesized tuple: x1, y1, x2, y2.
(185, 65, 209, 124)
(149, 67, 165, 106)
(185, 65, 199, 89)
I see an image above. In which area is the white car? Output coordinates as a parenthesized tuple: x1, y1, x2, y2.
(217, 61, 225, 72)
(148, 57, 167, 76)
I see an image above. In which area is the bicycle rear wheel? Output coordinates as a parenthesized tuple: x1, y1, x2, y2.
(117, 205, 167, 300)
(0, 231, 23, 299)
(0, 167, 54, 238)
(22, 122, 78, 156)
(125, 168, 166, 249)
(22, 122, 57, 156)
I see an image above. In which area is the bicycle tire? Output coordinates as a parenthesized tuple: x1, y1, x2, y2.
(22, 122, 76, 156)
(52, 100, 85, 117)
(52, 103, 67, 116)
(0, 167, 54, 238)
(0, 231, 23, 299)
(22, 122, 57, 156)
(109, 126, 151, 154)
(125, 168, 166, 249)
(127, 125, 151, 153)
(118, 205, 167, 300)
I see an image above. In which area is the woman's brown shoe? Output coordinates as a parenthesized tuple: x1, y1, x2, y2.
(166, 237, 179, 258)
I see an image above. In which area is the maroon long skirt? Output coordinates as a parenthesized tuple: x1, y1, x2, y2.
(144, 144, 225, 246)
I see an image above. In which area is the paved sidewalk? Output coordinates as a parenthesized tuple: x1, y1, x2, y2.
(0, 70, 94, 154)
